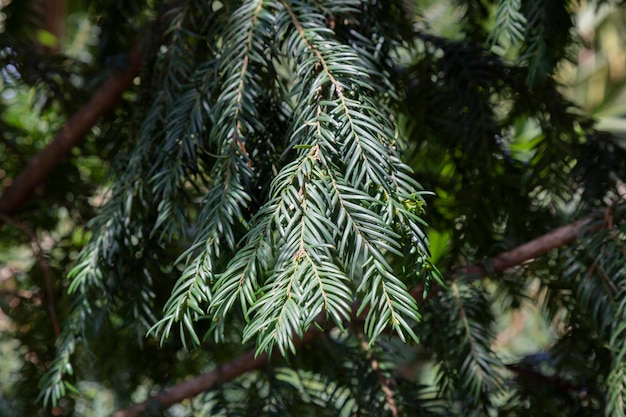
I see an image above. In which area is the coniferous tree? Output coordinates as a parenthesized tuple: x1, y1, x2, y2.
(1, 1, 625, 416)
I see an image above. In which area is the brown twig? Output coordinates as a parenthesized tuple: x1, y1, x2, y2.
(111, 315, 325, 417)
(410, 215, 597, 301)
(0, 212, 60, 337)
(111, 211, 610, 417)
(112, 349, 270, 417)
(0, 50, 143, 217)
(458, 216, 595, 278)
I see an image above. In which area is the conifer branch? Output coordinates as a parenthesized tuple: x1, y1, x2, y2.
(111, 209, 614, 416)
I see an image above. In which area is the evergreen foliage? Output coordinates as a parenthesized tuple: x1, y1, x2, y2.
(1, 0, 626, 416)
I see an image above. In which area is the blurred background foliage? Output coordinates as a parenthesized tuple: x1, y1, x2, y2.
(0, 0, 625, 416)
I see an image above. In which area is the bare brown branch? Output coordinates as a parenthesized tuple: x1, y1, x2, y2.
(461, 216, 595, 276)
(112, 350, 270, 417)
(33, 0, 67, 52)
(111, 320, 323, 417)
(0, 51, 142, 217)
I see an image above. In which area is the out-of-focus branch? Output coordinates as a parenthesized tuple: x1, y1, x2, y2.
(111, 319, 323, 417)
(111, 210, 612, 417)
(33, 0, 67, 52)
(112, 349, 270, 417)
(357, 331, 400, 417)
(0, 212, 60, 336)
(0, 50, 142, 217)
